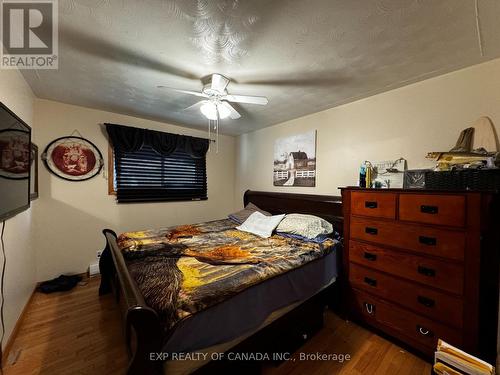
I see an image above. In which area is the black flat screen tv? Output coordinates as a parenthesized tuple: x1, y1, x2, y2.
(0, 102, 31, 221)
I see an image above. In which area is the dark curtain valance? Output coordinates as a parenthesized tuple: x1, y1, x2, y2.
(105, 123, 209, 158)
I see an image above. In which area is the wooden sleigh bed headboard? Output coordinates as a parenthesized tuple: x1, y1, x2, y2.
(100, 190, 344, 375)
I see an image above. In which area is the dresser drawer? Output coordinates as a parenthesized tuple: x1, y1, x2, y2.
(351, 192, 396, 219)
(350, 289, 463, 353)
(350, 216, 465, 261)
(349, 240, 464, 295)
(349, 263, 463, 328)
(399, 194, 465, 227)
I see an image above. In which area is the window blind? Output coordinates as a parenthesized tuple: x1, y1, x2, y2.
(114, 145, 207, 203)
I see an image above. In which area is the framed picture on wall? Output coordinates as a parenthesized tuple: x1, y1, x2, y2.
(273, 131, 317, 187)
(0, 129, 30, 180)
(30, 143, 39, 200)
(42, 136, 103, 181)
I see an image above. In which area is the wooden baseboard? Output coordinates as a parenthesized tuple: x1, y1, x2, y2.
(2, 286, 37, 361)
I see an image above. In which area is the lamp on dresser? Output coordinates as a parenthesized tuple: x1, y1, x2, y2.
(340, 187, 499, 364)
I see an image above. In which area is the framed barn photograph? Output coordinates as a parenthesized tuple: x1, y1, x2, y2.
(273, 130, 316, 187)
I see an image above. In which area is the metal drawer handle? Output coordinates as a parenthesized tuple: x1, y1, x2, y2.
(421, 205, 438, 214)
(418, 266, 436, 277)
(417, 296, 435, 308)
(364, 277, 377, 287)
(419, 236, 437, 246)
(417, 325, 434, 337)
(364, 303, 375, 315)
(364, 252, 377, 261)
(365, 201, 378, 209)
(365, 227, 378, 235)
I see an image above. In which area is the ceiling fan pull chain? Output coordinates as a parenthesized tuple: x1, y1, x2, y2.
(216, 113, 219, 154)
(208, 119, 211, 152)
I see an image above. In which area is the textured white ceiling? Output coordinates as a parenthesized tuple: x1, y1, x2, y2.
(22, 0, 500, 135)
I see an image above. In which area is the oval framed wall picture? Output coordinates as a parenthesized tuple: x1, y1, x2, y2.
(42, 136, 103, 181)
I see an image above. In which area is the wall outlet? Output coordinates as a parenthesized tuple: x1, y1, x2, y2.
(96, 250, 102, 260)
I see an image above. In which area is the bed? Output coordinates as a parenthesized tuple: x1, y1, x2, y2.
(99, 190, 343, 375)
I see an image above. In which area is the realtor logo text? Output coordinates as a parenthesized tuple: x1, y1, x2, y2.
(1, 0, 58, 69)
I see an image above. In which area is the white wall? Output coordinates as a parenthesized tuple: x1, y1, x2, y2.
(235, 58, 500, 200)
(0, 69, 36, 345)
(33, 100, 236, 281)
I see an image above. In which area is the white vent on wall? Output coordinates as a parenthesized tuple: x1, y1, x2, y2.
(88, 263, 100, 277)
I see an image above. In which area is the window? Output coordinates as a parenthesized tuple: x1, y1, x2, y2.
(106, 124, 208, 203)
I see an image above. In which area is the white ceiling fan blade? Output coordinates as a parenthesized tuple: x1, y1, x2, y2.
(157, 86, 208, 98)
(211, 74, 230, 92)
(221, 101, 241, 119)
(182, 100, 205, 112)
(225, 94, 268, 105)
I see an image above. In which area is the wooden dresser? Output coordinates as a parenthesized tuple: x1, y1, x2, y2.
(341, 187, 499, 362)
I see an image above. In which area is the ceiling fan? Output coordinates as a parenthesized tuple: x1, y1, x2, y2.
(157, 73, 269, 121)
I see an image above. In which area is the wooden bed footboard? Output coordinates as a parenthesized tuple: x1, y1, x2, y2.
(100, 229, 163, 375)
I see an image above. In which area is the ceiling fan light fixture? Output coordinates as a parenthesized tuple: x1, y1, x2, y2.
(158, 73, 268, 154)
(200, 101, 230, 120)
(200, 101, 218, 120)
(217, 102, 231, 119)
(158, 73, 268, 122)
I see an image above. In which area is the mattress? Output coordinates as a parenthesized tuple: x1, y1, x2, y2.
(117, 218, 338, 335)
(162, 249, 338, 354)
(162, 253, 337, 375)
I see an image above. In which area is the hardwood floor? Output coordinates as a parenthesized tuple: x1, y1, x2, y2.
(3, 277, 431, 374)
(4, 277, 128, 375)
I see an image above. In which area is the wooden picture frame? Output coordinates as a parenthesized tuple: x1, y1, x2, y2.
(30, 143, 39, 200)
(108, 145, 116, 195)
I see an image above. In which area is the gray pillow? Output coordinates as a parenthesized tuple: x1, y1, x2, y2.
(228, 203, 271, 224)
(276, 214, 333, 239)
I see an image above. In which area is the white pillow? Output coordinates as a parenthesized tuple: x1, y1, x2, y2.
(236, 212, 285, 238)
(276, 213, 333, 239)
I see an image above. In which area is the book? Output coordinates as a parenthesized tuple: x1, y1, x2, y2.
(433, 340, 494, 375)
(434, 361, 465, 375)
